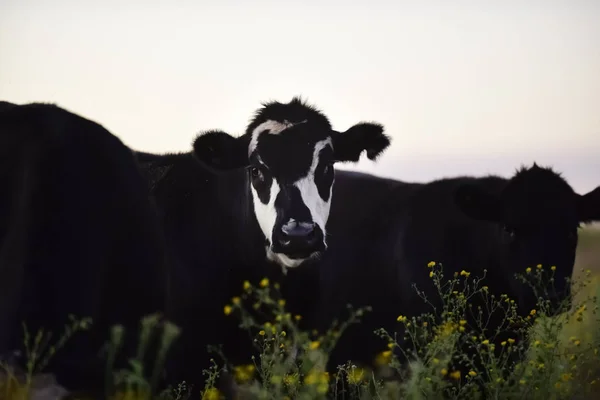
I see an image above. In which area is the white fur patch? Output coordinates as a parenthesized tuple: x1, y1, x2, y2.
(248, 120, 292, 156)
(293, 138, 333, 240)
(251, 175, 281, 243)
(248, 119, 309, 156)
(266, 249, 307, 269)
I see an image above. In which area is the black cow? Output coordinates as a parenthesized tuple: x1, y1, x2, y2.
(133, 96, 390, 392)
(0, 101, 169, 396)
(314, 163, 600, 387)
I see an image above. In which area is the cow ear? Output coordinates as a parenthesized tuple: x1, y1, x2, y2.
(332, 122, 390, 163)
(455, 183, 503, 222)
(192, 130, 250, 171)
(577, 186, 600, 223)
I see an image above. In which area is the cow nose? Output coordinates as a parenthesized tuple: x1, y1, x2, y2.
(279, 220, 316, 243)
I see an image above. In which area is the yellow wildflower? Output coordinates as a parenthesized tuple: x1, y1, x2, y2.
(375, 350, 393, 366)
(278, 299, 286, 307)
(526, 267, 532, 273)
(233, 364, 255, 383)
(482, 340, 490, 345)
(243, 280, 251, 290)
(551, 265, 556, 271)
(468, 370, 477, 377)
(258, 330, 265, 336)
(427, 261, 436, 268)
(283, 374, 298, 386)
(507, 338, 515, 344)
(536, 264, 542, 269)
(309, 341, 320, 350)
(429, 271, 434, 278)
(202, 388, 223, 400)
(530, 309, 537, 316)
(441, 368, 448, 376)
(501, 341, 507, 346)
(397, 315, 407, 323)
(450, 371, 461, 380)
(223, 305, 232, 316)
(460, 270, 470, 277)
(259, 278, 269, 287)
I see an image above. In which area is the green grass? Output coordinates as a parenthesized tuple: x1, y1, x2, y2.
(2, 227, 600, 400)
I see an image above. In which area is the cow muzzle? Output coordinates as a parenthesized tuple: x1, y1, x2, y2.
(271, 219, 326, 260)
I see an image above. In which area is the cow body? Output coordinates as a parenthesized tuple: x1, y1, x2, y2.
(0, 101, 169, 396)
(133, 96, 390, 392)
(314, 166, 600, 384)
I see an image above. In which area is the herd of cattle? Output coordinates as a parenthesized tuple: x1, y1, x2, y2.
(0, 97, 599, 398)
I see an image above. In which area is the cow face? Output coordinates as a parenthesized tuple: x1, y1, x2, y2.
(192, 97, 390, 269)
(455, 163, 600, 313)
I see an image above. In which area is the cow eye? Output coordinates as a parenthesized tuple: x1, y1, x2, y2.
(250, 167, 262, 179)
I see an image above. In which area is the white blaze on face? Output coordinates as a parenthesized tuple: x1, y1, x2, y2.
(248, 119, 294, 157)
(251, 172, 280, 247)
(293, 138, 333, 239)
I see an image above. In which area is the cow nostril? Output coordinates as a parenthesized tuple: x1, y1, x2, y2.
(280, 221, 316, 239)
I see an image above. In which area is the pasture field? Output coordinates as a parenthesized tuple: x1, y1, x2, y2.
(1, 226, 599, 400)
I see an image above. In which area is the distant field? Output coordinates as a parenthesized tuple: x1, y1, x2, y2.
(574, 225, 600, 279)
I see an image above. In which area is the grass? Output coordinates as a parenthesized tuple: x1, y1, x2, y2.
(1, 227, 600, 400)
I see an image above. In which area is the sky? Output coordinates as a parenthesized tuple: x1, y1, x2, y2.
(1, 0, 599, 193)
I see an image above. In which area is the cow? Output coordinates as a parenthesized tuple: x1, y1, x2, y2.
(0, 101, 170, 397)
(312, 163, 600, 391)
(133, 96, 391, 393)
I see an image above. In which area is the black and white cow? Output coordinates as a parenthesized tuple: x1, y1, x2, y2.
(0, 101, 169, 396)
(134, 96, 390, 391)
(313, 163, 600, 383)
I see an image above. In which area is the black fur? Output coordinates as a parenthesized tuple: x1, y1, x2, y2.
(133, 96, 390, 395)
(311, 164, 600, 391)
(0, 101, 169, 396)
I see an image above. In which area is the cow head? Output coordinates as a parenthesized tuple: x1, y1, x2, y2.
(192, 97, 390, 269)
(455, 163, 600, 313)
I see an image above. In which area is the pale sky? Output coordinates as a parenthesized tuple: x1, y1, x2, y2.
(1, 0, 599, 193)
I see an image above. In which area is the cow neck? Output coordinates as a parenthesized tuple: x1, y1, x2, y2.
(218, 168, 269, 267)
